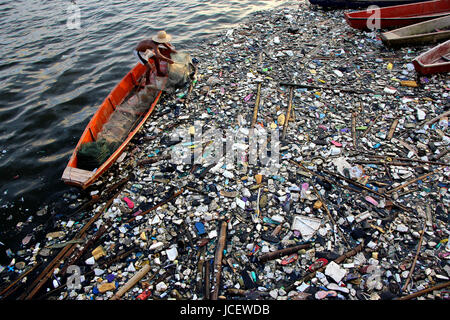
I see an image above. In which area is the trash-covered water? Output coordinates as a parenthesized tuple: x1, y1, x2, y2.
(1, 0, 449, 301)
(0, 0, 296, 244)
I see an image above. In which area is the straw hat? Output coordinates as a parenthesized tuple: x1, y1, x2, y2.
(152, 30, 172, 43)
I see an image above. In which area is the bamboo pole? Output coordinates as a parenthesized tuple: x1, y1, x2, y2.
(251, 82, 262, 129)
(386, 169, 441, 195)
(396, 281, 450, 300)
(359, 155, 449, 167)
(354, 160, 425, 167)
(282, 86, 294, 141)
(351, 112, 357, 148)
(402, 221, 426, 291)
(289, 160, 412, 213)
(38, 247, 137, 299)
(311, 184, 351, 248)
(204, 259, 211, 300)
(0, 262, 42, 298)
(279, 82, 369, 94)
(60, 224, 108, 275)
(211, 221, 227, 300)
(137, 154, 171, 166)
(387, 118, 399, 141)
(110, 264, 151, 300)
(422, 110, 450, 127)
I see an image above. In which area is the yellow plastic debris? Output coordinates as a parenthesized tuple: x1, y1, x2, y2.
(92, 246, 106, 260)
(400, 80, 418, 88)
(313, 200, 323, 210)
(98, 282, 116, 293)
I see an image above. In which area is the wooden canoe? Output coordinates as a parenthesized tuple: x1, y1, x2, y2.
(62, 57, 164, 189)
(412, 39, 450, 74)
(381, 14, 450, 46)
(309, 0, 434, 9)
(344, 0, 450, 30)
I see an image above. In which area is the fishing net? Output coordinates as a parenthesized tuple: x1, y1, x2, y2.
(166, 51, 196, 90)
(77, 139, 120, 171)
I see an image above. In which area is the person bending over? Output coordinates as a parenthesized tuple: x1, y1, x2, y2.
(134, 30, 177, 84)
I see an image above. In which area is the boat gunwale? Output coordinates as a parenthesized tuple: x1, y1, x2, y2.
(412, 39, 450, 73)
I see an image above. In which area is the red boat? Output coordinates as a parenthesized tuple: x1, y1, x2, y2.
(344, 0, 450, 30)
(412, 39, 450, 74)
(62, 51, 169, 189)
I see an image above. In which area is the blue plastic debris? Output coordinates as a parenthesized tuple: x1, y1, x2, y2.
(195, 222, 206, 235)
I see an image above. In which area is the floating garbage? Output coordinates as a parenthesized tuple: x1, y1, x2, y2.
(1, 2, 449, 302)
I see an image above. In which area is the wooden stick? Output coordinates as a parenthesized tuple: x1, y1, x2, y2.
(386, 169, 441, 195)
(282, 86, 294, 141)
(258, 243, 312, 263)
(289, 160, 412, 213)
(196, 246, 206, 294)
(137, 154, 171, 166)
(433, 149, 448, 161)
(279, 82, 369, 94)
(354, 160, 427, 167)
(37, 246, 138, 299)
(396, 281, 450, 300)
(211, 221, 227, 300)
(60, 224, 108, 275)
(110, 264, 151, 300)
(387, 118, 399, 141)
(251, 82, 262, 129)
(402, 221, 426, 291)
(361, 155, 449, 167)
(204, 259, 211, 300)
(422, 110, 450, 127)
(352, 112, 357, 148)
(286, 241, 365, 291)
(394, 138, 419, 158)
(183, 65, 198, 105)
(127, 188, 184, 223)
(312, 184, 351, 248)
(360, 114, 380, 139)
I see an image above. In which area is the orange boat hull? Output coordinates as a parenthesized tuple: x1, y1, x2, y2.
(62, 61, 162, 189)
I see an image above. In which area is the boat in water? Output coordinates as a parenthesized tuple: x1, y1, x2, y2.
(381, 14, 450, 47)
(412, 39, 450, 74)
(344, 0, 450, 30)
(309, 0, 434, 9)
(62, 53, 169, 189)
